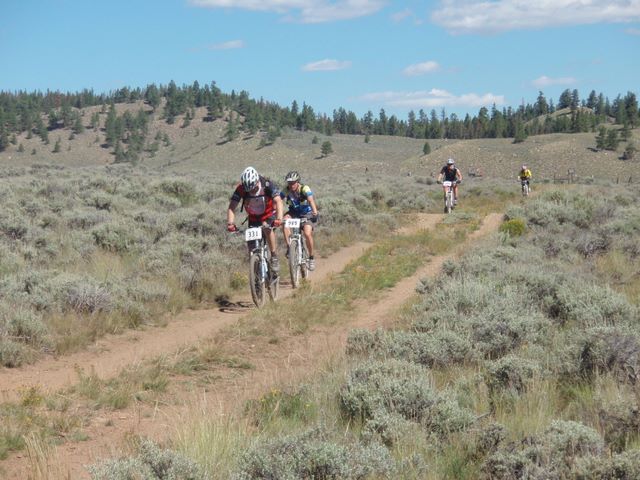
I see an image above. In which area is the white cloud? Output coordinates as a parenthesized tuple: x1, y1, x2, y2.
(391, 8, 412, 22)
(358, 89, 505, 108)
(402, 61, 440, 76)
(532, 75, 576, 88)
(208, 40, 245, 50)
(302, 59, 352, 71)
(431, 0, 640, 34)
(189, 0, 387, 23)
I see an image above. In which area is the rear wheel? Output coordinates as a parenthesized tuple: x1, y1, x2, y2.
(288, 240, 300, 288)
(249, 253, 266, 308)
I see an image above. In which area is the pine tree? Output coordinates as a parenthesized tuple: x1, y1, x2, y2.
(513, 121, 527, 143)
(53, 136, 62, 153)
(423, 142, 431, 155)
(605, 129, 619, 151)
(0, 129, 8, 152)
(558, 89, 572, 109)
(73, 112, 85, 134)
(321, 140, 333, 157)
(595, 126, 607, 149)
(224, 114, 238, 142)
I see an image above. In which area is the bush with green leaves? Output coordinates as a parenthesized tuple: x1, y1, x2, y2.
(233, 427, 395, 480)
(499, 218, 526, 237)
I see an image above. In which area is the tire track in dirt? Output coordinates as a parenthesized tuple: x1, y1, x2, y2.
(1, 213, 502, 479)
(0, 243, 372, 403)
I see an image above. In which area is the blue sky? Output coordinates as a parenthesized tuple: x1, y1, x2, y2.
(1, 0, 639, 118)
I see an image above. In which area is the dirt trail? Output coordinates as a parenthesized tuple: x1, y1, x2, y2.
(0, 243, 371, 403)
(1, 212, 503, 479)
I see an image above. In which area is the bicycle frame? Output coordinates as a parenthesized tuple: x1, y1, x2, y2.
(442, 181, 455, 214)
(245, 225, 279, 308)
(285, 218, 308, 288)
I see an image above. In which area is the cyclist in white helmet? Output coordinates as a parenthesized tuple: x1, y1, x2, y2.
(227, 166, 284, 272)
(437, 158, 463, 205)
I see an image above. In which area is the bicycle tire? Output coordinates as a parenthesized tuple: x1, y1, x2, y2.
(523, 183, 529, 197)
(300, 241, 308, 279)
(445, 191, 453, 214)
(249, 253, 266, 308)
(267, 261, 279, 301)
(288, 239, 300, 288)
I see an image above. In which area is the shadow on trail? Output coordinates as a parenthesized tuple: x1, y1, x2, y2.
(216, 296, 254, 313)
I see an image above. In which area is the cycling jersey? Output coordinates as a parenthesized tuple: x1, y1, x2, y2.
(519, 169, 532, 180)
(440, 166, 460, 182)
(281, 184, 313, 217)
(230, 176, 281, 223)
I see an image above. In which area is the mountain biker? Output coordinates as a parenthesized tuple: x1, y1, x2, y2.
(518, 164, 532, 189)
(437, 158, 463, 205)
(227, 166, 284, 272)
(280, 170, 319, 271)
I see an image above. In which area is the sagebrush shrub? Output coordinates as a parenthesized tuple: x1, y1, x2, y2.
(484, 356, 541, 398)
(572, 449, 640, 480)
(89, 439, 206, 480)
(483, 420, 604, 479)
(233, 427, 395, 480)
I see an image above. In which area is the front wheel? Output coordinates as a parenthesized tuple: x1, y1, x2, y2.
(267, 252, 279, 302)
(522, 183, 529, 197)
(249, 253, 267, 308)
(444, 191, 453, 214)
(300, 242, 309, 279)
(288, 240, 300, 288)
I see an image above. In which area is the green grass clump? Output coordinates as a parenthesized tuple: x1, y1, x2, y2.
(499, 218, 526, 236)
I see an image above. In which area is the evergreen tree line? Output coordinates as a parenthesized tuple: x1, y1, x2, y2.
(0, 82, 638, 154)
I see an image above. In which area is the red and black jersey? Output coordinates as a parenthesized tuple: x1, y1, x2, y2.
(230, 176, 281, 222)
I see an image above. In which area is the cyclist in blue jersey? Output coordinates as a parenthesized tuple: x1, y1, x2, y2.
(280, 171, 319, 271)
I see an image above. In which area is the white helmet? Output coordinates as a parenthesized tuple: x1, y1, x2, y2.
(447, 158, 455, 165)
(241, 166, 259, 191)
(522, 165, 527, 170)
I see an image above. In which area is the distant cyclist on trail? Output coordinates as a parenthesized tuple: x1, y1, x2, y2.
(437, 158, 463, 205)
(280, 170, 319, 271)
(518, 164, 532, 187)
(227, 166, 284, 272)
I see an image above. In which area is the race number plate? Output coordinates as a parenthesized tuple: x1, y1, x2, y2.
(245, 227, 262, 241)
(285, 218, 300, 228)
(442, 181, 453, 187)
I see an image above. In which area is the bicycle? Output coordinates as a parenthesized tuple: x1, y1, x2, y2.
(243, 224, 279, 308)
(520, 179, 530, 197)
(285, 218, 309, 288)
(441, 180, 457, 214)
